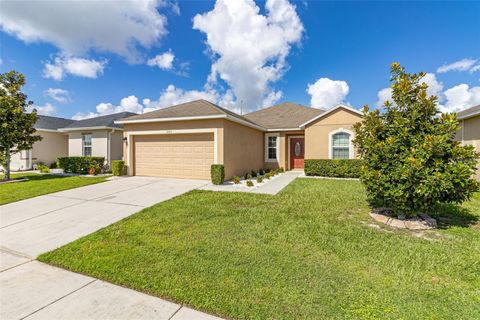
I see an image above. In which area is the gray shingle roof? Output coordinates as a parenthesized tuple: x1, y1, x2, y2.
(243, 102, 325, 129)
(35, 115, 76, 130)
(457, 105, 480, 119)
(62, 112, 137, 130)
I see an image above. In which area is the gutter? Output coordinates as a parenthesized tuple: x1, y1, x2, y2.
(58, 126, 123, 132)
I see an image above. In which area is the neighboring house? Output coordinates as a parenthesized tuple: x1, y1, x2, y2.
(59, 112, 136, 166)
(10, 115, 74, 170)
(116, 100, 362, 180)
(455, 105, 480, 179)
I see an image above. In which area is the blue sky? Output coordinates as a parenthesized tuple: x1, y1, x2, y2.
(0, 0, 479, 119)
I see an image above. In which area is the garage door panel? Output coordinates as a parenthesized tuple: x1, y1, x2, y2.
(134, 133, 214, 179)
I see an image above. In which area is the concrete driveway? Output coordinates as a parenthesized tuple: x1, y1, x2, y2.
(0, 176, 222, 320)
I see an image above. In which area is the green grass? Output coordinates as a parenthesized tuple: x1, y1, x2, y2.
(39, 179, 480, 320)
(0, 173, 109, 205)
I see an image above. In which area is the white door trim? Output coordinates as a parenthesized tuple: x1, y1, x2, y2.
(126, 128, 218, 176)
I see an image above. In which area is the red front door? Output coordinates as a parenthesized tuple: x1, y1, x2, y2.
(290, 137, 305, 169)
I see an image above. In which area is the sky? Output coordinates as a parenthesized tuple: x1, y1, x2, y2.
(0, 0, 479, 120)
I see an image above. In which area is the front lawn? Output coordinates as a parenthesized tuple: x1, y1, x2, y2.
(0, 173, 109, 205)
(39, 179, 480, 320)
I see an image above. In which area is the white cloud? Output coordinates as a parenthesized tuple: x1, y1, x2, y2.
(375, 73, 443, 107)
(470, 65, 480, 73)
(193, 0, 303, 111)
(147, 51, 175, 70)
(307, 78, 349, 109)
(43, 56, 106, 80)
(143, 85, 219, 112)
(71, 111, 101, 121)
(0, 0, 170, 62)
(27, 102, 57, 116)
(437, 58, 477, 73)
(441, 84, 480, 113)
(44, 88, 70, 103)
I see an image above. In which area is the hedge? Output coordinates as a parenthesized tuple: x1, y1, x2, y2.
(211, 164, 225, 185)
(304, 159, 364, 178)
(56, 157, 105, 174)
(111, 160, 125, 176)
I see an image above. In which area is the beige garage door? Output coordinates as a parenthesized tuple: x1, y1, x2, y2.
(134, 133, 214, 179)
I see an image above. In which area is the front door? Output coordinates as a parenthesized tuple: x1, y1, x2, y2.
(290, 137, 305, 169)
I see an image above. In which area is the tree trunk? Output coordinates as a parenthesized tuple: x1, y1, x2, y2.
(4, 150, 10, 181)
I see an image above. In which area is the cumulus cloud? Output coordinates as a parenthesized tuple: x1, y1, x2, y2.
(147, 51, 175, 70)
(441, 84, 480, 113)
(44, 88, 70, 103)
(0, 0, 171, 62)
(376, 73, 443, 107)
(437, 58, 477, 73)
(307, 78, 349, 109)
(27, 102, 57, 116)
(470, 65, 480, 73)
(43, 56, 106, 80)
(193, 0, 303, 111)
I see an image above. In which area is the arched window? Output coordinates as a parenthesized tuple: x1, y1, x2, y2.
(331, 132, 351, 159)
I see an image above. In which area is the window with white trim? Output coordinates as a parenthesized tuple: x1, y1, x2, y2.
(265, 134, 279, 162)
(331, 132, 350, 159)
(82, 134, 92, 156)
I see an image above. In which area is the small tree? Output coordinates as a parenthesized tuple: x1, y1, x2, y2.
(353, 63, 479, 217)
(0, 70, 42, 181)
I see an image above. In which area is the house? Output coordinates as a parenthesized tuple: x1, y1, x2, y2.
(455, 105, 480, 179)
(59, 112, 136, 166)
(116, 100, 363, 180)
(10, 115, 74, 170)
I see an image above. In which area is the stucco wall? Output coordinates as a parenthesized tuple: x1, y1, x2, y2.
(456, 116, 480, 179)
(304, 108, 362, 159)
(122, 119, 225, 176)
(110, 130, 124, 161)
(32, 130, 69, 166)
(68, 130, 108, 159)
(223, 120, 264, 179)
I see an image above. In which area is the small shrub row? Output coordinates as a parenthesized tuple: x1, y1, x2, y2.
(304, 159, 363, 178)
(111, 160, 126, 176)
(57, 156, 105, 174)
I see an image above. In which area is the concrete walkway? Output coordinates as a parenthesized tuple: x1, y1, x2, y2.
(0, 177, 222, 320)
(200, 170, 303, 195)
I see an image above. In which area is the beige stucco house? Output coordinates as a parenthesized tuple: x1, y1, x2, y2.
(455, 105, 480, 179)
(116, 100, 363, 180)
(10, 115, 73, 170)
(59, 112, 136, 166)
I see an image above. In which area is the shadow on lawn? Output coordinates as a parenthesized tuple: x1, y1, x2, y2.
(429, 203, 478, 229)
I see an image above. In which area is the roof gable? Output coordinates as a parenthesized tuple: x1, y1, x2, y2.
(299, 104, 362, 128)
(243, 102, 324, 129)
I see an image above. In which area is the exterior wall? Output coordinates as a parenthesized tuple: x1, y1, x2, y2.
(109, 130, 124, 161)
(68, 130, 108, 159)
(456, 116, 480, 179)
(122, 119, 224, 176)
(304, 108, 362, 159)
(32, 130, 69, 166)
(10, 130, 68, 171)
(223, 120, 264, 179)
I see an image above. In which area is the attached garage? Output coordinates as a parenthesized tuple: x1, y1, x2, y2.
(133, 133, 214, 179)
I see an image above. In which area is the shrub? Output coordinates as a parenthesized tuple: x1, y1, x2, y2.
(304, 159, 364, 178)
(259, 168, 265, 175)
(270, 169, 276, 176)
(88, 164, 101, 175)
(111, 160, 125, 176)
(49, 162, 57, 169)
(245, 173, 252, 180)
(265, 172, 271, 179)
(250, 170, 257, 178)
(232, 175, 240, 184)
(57, 157, 105, 174)
(211, 164, 225, 185)
(256, 175, 263, 183)
(246, 179, 254, 187)
(353, 63, 479, 217)
(279, 167, 285, 173)
(36, 162, 50, 173)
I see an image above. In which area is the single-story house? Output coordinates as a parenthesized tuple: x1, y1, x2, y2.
(116, 100, 363, 180)
(58, 112, 136, 166)
(455, 104, 480, 179)
(10, 115, 74, 170)
(10, 112, 135, 171)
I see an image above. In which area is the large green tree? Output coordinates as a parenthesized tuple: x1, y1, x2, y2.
(0, 70, 42, 181)
(353, 63, 479, 217)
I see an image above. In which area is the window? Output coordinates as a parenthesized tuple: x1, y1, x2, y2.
(265, 134, 278, 161)
(331, 132, 350, 159)
(82, 134, 92, 156)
